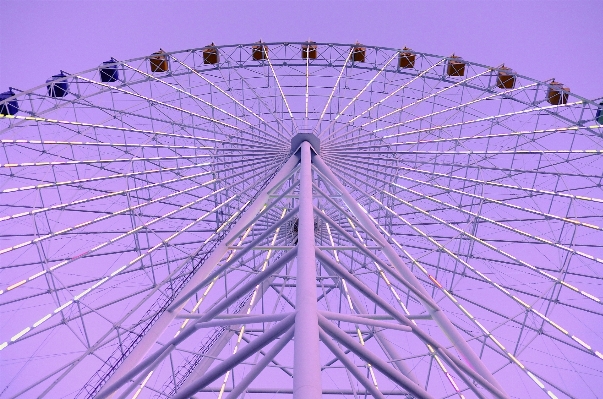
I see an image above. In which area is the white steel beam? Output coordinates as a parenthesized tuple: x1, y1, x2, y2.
(224, 327, 295, 399)
(97, 248, 298, 398)
(175, 260, 293, 395)
(293, 141, 322, 399)
(174, 313, 291, 325)
(315, 249, 509, 399)
(331, 277, 422, 384)
(318, 315, 433, 399)
(171, 315, 296, 399)
(329, 160, 603, 308)
(167, 207, 299, 311)
(321, 311, 412, 332)
(313, 154, 508, 398)
(97, 154, 299, 397)
(319, 329, 387, 399)
(167, 255, 293, 396)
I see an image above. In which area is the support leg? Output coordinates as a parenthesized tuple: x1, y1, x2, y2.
(98, 155, 299, 397)
(293, 141, 322, 399)
(313, 155, 507, 397)
(225, 327, 295, 399)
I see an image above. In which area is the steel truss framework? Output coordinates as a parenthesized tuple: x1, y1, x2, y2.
(0, 42, 602, 399)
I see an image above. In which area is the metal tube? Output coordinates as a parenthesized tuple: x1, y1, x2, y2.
(172, 315, 296, 399)
(96, 342, 180, 399)
(321, 160, 601, 355)
(176, 312, 292, 322)
(115, 344, 174, 399)
(434, 349, 489, 399)
(199, 248, 298, 323)
(318, 185, 420, 384)
(202, 388, 410, 395)
(224, 327, 295, 399)
(225, 178, 299, 245)
(317, 201, 426, 385)
(97, 154, 299, 397)
(319, 329, 387, 399)
(340, 284, 422, 384)
(318, 314, 434, 399)
(178, 263, 292, 393)
(312, 203, 439, 309)
(293, 141, 322, 399)
(313, 155, 507, 397)
(315, 249, 509, 399)
(168, 208, 299, 311)
(320, 311, 412, 332)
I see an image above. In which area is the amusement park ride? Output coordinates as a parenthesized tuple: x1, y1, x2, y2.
(1, 42, 602, 399)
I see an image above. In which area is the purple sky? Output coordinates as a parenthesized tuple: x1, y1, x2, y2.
(0, 2, 602, 397)
(1, 0, 602, 101)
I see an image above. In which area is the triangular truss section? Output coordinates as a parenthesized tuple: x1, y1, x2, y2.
(95, 139, 509, 399)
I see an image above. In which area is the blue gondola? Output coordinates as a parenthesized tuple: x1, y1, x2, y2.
(596, 101, 603, 124)
(47, 72, 69, 98)
(100, 58, 119, 82)
(0, 89, 19, 116)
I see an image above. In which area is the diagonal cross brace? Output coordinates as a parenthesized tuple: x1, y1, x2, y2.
(313, 154, 508, 397)
(168, 208, 299, 311)
(172, 314, 296, 399)
(224, 327, 295, 399)
(313, 204, 440, 309)
(98, 154, 301, 397)
(318, 313, 434, 399)
(319, 329, 388, 399)
(96, 249, 298, 399)
(316, 248, 509, 399)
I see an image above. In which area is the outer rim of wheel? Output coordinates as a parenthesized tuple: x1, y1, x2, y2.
(0, 41, 600, 111)
(0, 41, 601, 399)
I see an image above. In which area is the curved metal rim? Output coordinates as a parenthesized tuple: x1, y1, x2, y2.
(0, 41, 599, 108)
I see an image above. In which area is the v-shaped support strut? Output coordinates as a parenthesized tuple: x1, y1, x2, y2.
(293, 140, 322, 398)
(97, 136, 508, 399)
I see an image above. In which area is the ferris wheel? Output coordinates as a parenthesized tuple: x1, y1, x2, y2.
(0, 41, 602, 399)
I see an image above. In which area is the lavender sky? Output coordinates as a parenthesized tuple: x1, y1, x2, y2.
(0, 2, 602, 397)
(1, 0, 602, 102)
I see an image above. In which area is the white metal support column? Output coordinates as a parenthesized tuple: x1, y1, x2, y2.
(98, 155, 299, 398)
(293, 141, 322, 399)
(313, 155, 507, 398)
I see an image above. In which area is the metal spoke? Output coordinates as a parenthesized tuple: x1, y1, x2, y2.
(1, 42, 601, 399)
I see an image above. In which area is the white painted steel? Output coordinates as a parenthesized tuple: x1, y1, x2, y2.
(321, 311, 412, 332)
(98, 155, 299, 397)
(224, 327, 295, 399)
(172, 315, 296, 399)
(1, 42, 602, 399)
(313, 155, 508, 397)
(319, 329, 387, 399)
(293, 141, 323, 399)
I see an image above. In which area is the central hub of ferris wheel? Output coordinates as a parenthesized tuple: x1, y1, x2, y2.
(290, 132, 321, 155)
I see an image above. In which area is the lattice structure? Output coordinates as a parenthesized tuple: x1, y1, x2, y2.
(1, 42, 602, 399)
